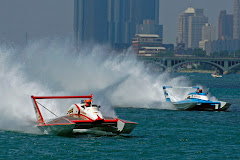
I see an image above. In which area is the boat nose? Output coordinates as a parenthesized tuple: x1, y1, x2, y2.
(96, 115, 104, 121)
(220, 102, 231, 110)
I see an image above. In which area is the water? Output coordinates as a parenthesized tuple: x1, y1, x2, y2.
(0, 41, 240, 159)
(1, 107, 240, 159)
(1, 74, 240, 160)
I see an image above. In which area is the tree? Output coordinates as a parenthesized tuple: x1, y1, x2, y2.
(157, 50, 174, 57)
(192, 48, 206, 57)
(211, 51, 228, 58)
(231, 50, 240, 58)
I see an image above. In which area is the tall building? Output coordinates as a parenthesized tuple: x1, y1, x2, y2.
(199, 24, 216, 52)
(108, 0, 160, 47)
(202, 23, 216, 41)
(218, 10, 233, 40)
(177, 8, 208, 49)
(234, 0, 240, 39)
(107, 0, 133, 47)
(177, 7, 195, 49)
(74, 0, 108, 46)
(74, 0, 161, 48)
(188, 9, 208, 49)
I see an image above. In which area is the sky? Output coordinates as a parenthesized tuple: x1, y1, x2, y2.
(159, 0, 233, 44)
(0, 0, 234, 45)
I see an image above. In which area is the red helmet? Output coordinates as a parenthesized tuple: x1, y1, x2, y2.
(85, 99, 92, 107)
(199, 89, 202, 93)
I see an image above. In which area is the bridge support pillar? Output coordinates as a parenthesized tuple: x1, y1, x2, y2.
(166, 59, 172, 72)
(223, 60, 229, 74)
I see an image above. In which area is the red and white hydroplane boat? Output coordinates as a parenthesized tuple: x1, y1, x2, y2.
(31, 94, 137, 135)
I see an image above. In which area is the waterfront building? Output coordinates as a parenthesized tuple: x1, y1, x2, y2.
(205, 39, 240, 55)
(132, 34, 164, 56)
(199, 40, 211, 55)
(234, 0, 240, 39)
(218, 10, 233, 40)
(136, 20, 163, 39)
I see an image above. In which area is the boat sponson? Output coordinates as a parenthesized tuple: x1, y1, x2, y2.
(37, 115, 137, 134)
(37, 123, 75, 135)
(173, 101, 197, 110)
(173, 99, 231, 111)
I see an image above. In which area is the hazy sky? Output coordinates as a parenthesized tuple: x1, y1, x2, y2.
(160, 0, 233, 44)
(0, 0, 73, 45)
(0, 0, 234, 45)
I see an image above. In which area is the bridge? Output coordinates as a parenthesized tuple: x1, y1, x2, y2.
(137, 56, 240, 73)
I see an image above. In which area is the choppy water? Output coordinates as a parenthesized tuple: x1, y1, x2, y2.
(1, 73, 240, 160)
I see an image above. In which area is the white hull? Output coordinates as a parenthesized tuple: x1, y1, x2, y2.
(173, 102, 197, 110)
(211, 74, 222, 78)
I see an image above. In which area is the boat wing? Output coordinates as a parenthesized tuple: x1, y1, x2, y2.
(163, 86, 200, 89)
(32, 95, 93, 99)
(162, 86, 199, 102)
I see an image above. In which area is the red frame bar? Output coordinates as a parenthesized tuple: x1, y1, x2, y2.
(31, 94, 93, 99)
(31, 94, 93, 125)
(31, 96, 45, 124)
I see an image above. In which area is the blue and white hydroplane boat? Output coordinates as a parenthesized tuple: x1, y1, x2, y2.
(163, 86, 231, 111)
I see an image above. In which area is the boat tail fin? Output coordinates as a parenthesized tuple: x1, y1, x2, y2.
(163, 86, 172, 102)
(31, 96, 45, 124)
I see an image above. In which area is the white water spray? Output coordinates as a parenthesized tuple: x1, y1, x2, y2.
(0, 38, 200, 132)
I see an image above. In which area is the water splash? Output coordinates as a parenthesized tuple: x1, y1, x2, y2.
(21, 39, 193, 108)
(0, 38, 195, 132)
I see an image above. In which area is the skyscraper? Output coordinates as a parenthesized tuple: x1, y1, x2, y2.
(234, 0, 240, 39)
(74, 0, 108, 46)
(108, 0, 160, 47)
(188, 9, 208, 49)
(178, 7, 195, 49)
(74, 0, 160, 48)
(218, 10, 233, 40)
(178, 8, 208, 49)
(107, 0, 132, 46)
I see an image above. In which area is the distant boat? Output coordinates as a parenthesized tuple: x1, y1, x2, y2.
(163, 86, 231, 111)
(211, 73, 222, 78)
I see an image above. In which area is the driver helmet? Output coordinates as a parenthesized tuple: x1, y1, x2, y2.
(85, 99, 92, 107)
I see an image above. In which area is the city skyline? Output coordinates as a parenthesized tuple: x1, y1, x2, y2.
(74, 0, 160, 48)
(0, 0, 233, 45)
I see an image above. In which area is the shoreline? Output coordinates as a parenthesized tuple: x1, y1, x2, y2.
(177, 69, 215, 73)
(177, 69, 240, 74)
